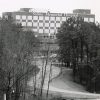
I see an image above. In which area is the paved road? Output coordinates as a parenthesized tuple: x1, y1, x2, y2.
(27, 59, 100, 99)
(50, 68, 87, 92)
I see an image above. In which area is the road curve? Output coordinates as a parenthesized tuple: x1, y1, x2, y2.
(28, 60, 100, 99)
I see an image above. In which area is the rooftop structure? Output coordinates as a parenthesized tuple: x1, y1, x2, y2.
(67, 9, 95, 22)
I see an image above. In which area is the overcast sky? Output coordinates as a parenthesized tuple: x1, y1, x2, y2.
(0, 0, 100, 22)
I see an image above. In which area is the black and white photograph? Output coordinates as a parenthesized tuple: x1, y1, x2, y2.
(0, 0, 100, 100)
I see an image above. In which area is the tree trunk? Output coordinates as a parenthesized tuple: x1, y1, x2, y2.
(14, 79, 20, 100)
(6, 86, 11, 100)
(46, 62, 52, 98)
(67, 61, 70, 67)
(6, 73, 11, 100)
(86, 45, 89, 64)
(81, 39, 83, 63)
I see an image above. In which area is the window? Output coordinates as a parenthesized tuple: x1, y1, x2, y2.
(84, 18, 88, 22)
(50, 17, 55, 21)
(50, 23, 55, 27)
(27, 22, 32, 26)
(22, 22, 26, 26)
(33, 16, 38, 20)
(28, 16, 32, 20)
(16, 15, 20, 20)
(45, 16, 49, 20)
(22, 15, 26, 20)
(56, 17, 60, 21)
(50, 29, 55, 34)
(89, 18, 94, 22)
(45, 29, 49, 33)
(33, 22, 38, 27)
(39, 29, 43, 33)
(39, 16, 43, 20)
(56, 23, 60, 28)
(39, 23, 43, 27)
(45, 23, 49, 27)
(62, 17, 66, 21)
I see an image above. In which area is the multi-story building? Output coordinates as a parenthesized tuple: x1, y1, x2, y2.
(3, 8, 95, 35)
(2, 8, 95, 48)
(67, 9, 95, 23)
(3, 8, 68, 36)
(2, 8, 95, 55)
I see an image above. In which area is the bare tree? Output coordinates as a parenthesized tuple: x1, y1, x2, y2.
(0, 17, 40, 100)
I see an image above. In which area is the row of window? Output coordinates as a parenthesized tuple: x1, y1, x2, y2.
(33, 27, 56, 29)
(16, 15, 67, 21)
(43, 35, 56, 39)
(16, 15, 95, 23)
(19, 19, 62, 23)
(32, 29, 57, 33)
(21, 22, 61, 27)
(84, 17, 94, 22)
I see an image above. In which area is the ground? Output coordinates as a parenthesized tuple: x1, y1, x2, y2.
(27, 59, 100, 99)
(50, 67, 87, 92)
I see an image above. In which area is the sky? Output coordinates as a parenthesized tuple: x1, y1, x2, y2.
(0, 0, 100, 22)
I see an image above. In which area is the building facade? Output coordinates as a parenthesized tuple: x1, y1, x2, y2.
(3, 8, 95, 36)
(3, 8, 69, 35)
(2, 8, 95, 54)
(67, 9, 95, 22)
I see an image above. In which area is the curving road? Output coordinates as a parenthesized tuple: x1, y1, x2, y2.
(27, 59, 100, 99)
